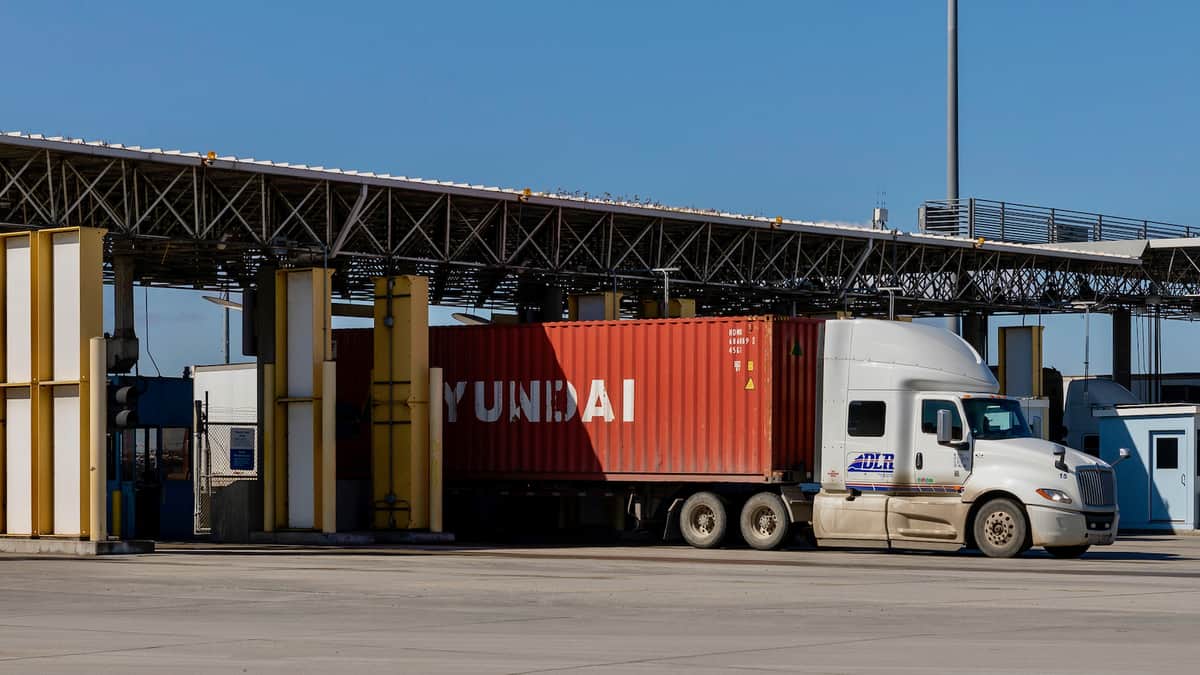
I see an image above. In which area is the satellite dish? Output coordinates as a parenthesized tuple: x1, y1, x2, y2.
(451, 312, 491, 326)
(203, 296, 243, 311)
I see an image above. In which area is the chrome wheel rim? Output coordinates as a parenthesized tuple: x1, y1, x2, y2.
(751, 506, 778, 538)
(691, 505, 716, 536)
(984, 510, 1016, 547)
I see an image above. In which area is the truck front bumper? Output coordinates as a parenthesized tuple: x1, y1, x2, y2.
(1027, 505, 1118, 547)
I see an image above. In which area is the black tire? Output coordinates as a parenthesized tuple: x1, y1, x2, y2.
(1045, 545, 1090, 559)
(740, 492, 790, 551)
(972, 498, 1030, 558)
(679, 492, 728, 549)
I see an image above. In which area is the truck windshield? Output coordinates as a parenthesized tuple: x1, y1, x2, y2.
(963, 399, 1033, 440)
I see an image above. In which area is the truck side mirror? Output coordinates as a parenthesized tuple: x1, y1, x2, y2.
(1053, 445, 1069, 472)
(1112, 447, 1132, 467)
(936, 409, 953, 444)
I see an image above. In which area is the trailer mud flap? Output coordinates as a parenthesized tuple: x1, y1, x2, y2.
(780, 485, 813, 524)
(663, 498, 684, 541)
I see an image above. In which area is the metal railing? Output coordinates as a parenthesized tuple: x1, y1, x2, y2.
(921, 198, 1197, 245)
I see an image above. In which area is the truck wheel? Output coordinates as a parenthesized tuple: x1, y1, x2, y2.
(1045, 545, 1090, 559)
(972, 498, 1030, 558)
(740, 492, 790, 550)
(680, 492, 728, 548)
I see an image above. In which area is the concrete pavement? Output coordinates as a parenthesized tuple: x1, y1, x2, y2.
(1, 536, 1198, 673)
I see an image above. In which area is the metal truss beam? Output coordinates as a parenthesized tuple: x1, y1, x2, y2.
(0, 134, 1182, 317)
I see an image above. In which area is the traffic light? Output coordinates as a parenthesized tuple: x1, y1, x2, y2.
(109, 381, 140, 428)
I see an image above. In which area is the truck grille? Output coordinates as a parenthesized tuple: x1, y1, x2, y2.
(1077, 468, 1115, 507)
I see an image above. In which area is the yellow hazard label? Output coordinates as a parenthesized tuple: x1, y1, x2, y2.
(744, 377, 755, 391)
(747, 360, 754, 372)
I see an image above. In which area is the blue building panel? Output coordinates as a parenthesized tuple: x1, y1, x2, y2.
(106, 375, 196, 540)
(1098, 405, 1198, 531)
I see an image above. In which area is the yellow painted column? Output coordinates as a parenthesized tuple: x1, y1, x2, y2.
(639, 298, 696, 318)
(997, 328, 1006, 394)
(371, 276, 429, 529)
(0, 228, 104, 538)
(0, 234, 6, 534)
(997, 325, 1044, 397)
(568, 292, 623, 320)
(32, 230, 52, 535)
(0, 390, 5, 533)
(1030, 326, 1044, 398)
(74, 229, 104, 539)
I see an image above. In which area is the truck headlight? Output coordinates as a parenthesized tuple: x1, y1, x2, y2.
(1036, 488, 1073, 504)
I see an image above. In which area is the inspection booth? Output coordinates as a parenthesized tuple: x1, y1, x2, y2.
(1097, 405, 1199, 531)
(106, 375, 195, 539)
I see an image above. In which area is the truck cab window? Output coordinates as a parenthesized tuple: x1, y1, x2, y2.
(848, 401, 886, 437)
(921, 400, 963, 438)
(1082, 434, 1100, 458)
(962, 398, 1033, 441)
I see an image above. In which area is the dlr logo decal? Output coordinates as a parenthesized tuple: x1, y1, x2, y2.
(847, 452, 896, 474)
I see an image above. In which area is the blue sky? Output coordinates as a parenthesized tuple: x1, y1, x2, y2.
(3, 1, 1198, 378)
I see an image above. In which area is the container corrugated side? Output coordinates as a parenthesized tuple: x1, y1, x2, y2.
(431, 316, 820, 483)
(331, 328, 374, 480)
(769, 318, 822, 479)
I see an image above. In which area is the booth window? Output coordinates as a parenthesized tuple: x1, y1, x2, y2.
(162, 427, 190, 480)
(1156, 437, 1179, 470)
(848, 401, 886, 437)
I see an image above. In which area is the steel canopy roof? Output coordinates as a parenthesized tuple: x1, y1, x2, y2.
(1, 130, 1182, 317)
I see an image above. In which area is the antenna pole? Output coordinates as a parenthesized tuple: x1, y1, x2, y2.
(947, 0, 959, 201)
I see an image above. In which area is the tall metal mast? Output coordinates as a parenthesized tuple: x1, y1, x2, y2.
(947, 0, 959, 202)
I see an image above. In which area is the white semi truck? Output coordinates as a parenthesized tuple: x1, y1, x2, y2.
(809, 319, 1120, 558)
(434, 317, 1121, 558)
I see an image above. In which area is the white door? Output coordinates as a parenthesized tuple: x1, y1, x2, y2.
(914, 398, 970, 495)
(1150, 432, 1189, 523)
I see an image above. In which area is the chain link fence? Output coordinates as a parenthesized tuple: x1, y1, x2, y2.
(195, 419, 259, 535)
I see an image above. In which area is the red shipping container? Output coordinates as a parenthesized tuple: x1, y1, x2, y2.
(430, 316, 821, 483)
(331, 328, 375, 480)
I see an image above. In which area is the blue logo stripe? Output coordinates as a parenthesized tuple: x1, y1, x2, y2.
(847, 452, 896, 474)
